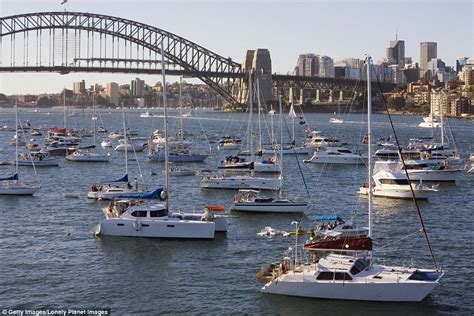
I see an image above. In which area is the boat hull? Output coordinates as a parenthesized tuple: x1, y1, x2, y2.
(261, 277, 440, 302)
(358, 187, 431, 200)
(66, 155, 109, 162)
(149, 153, 208, 162)
(16, 159, 60, 167)
(0, 186, 39, 195)
(200, 177, 281, 191)
(97, 218, 215, 239)
(406, 169, 462, 182)
(231, 202, 307, 213)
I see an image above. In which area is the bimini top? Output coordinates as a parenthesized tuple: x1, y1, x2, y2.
(101, 174, 128, 183)
(315, 215, 344, 222)
(116, 188, 165, 201)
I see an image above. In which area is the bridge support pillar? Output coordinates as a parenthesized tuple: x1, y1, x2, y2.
(315, 89, 320, 102)
(299, 88, 304, 105)
(289, 87, 294, 104)
(339, 90, 344, 101)
(328, 90, 334, 102)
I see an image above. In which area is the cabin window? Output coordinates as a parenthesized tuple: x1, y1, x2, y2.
(131, 210, 147, 217)
(316, 272, 352, 281)
(150, 210, 167, 217)
(350, 259, 370, 275)
(338, 150, 352, 154)
(380, 179, 410, 185)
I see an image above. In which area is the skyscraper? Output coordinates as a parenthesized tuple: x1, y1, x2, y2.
(295, 54, 319, 77)
(318, 56, 335, 78)
(131, 77, 145, 97)
(420, 42, 437, 79)
(386, 39, 405, 66)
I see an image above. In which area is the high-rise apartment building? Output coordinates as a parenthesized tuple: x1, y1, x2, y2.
(73, 80, 85, 94)
(106, 82, 120, 106)
(386, 39, 405, 67)
(420, 42, 437, 79)
(295, 54, 319, 77)
(131, 77, 145, 97)
(318, 55, 335, 78)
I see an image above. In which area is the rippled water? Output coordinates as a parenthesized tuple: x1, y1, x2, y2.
(0, 108, 473, 314)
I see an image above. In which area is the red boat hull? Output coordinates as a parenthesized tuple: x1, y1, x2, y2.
(304, 236, 373, 252)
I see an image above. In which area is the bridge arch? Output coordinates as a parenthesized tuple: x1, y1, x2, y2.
(0, 11, 243, 104)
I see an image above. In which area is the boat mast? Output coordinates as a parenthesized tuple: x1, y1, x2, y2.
(278, 95, 284, 198)
(430, 96, 434, 139)
(161, 40, 170, 211)
(256, 77, 262, 153)
(179, 77, 184, 144)
(121, 96, 128, 177)
(440, 93, 444, 146)
(15, 99, 19, 177)
(63, 87, 67, 129)
(366, 56, 373, 239)
(92, 94, 97, 146)
(248, 70, 254, 176)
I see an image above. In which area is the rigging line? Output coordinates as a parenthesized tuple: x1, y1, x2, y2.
(374, 72, 439, 272)
(282, 117, 310, 199)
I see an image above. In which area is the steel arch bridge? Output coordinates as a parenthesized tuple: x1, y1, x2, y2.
(0, 11, 243, 103)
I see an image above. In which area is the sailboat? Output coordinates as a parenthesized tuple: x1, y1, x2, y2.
(231, 96, 309, 213)
(257, 56, 444, 302)
(329, 101, 344, 124)
(95, 41, 226, 238)
(200, 71, 282, 191)
(419, 101, 441, 128)
(66, 95, 109, 162)
(261, 97, 310, 155)
(0, 102, 41, 195)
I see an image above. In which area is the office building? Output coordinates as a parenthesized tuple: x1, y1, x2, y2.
(386, 39, 405, 67)
(420, 42, 437, 80)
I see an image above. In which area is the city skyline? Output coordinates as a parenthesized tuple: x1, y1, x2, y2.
(0, 0, 472, 94)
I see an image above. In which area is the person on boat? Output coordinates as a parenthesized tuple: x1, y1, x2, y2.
(127, 182, 132, 190)
(309, 229, 316, 242)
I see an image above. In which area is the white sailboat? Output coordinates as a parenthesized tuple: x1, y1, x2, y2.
(0, 103, 41, 195)
(258, 56, 444, 302)
(329, 102, 344, 124)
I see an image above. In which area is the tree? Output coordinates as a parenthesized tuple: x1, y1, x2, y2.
(387, 96, 406, 111)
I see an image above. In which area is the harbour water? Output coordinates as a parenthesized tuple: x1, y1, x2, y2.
(0, 108, 473, 314)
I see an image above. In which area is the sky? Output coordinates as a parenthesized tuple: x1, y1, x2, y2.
(0, 0, 472, 94)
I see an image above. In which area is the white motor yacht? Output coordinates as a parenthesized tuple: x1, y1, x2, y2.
(305, 131, 346, 148)
(231, 189, 308, 213)
(200, 174, 282, 191)
(304, 147, 365, 164)
(15, 151, 60, 167)
(329, 117, 344, 124)
(419, 116, 442, 128)
(358, 169, 437, 200)
(114, 139, 146, 152)
(66, 149, 109, 162)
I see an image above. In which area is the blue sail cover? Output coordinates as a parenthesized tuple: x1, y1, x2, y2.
(0, 173, 18, 181)
(315, 215, 344, 222)
(102, 174, 128, 183)
(116, 188, 165, 201)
